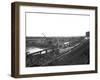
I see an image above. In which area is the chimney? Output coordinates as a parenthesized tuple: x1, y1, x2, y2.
(86, 32, 90, 37)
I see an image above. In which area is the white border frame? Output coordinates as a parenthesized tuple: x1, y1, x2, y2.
(19, 6, 96, 75)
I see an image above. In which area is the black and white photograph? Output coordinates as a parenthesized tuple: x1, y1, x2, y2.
(26, 12, 90, 67)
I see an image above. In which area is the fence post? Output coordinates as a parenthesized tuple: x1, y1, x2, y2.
(45, 49, 47, 54)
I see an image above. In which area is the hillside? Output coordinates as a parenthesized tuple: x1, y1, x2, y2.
(48, 39, 89, 66)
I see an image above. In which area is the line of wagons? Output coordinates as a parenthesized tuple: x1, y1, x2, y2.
(26, 42, 70, 56)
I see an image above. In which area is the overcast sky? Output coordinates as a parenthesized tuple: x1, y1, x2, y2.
(26, 13, 90, 37)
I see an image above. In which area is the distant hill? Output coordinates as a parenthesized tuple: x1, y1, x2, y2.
(26, 36, 85, 48)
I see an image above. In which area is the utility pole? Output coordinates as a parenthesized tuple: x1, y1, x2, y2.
(41, 33, 47, 41)
(42, 33, 46, 38)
